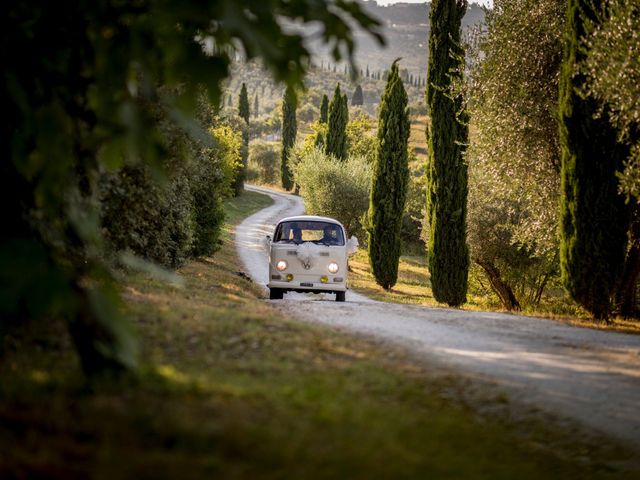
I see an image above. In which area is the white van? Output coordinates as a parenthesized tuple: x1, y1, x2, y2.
(265, 215, 358, 301)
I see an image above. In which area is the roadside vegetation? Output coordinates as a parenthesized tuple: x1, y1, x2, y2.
(2, 190, 637, 478)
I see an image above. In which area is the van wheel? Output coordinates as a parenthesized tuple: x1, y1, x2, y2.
(269, 288, 284, 300)
(335, 291, 346, 302)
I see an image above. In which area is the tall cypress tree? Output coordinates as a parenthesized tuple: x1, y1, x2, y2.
(426, 0, 469, 307)
(325, 84, 348, 160)
(281, 85, 297, 190)
(352, 84, 364, 106)
(253, 93, 259, 118)
(235, 82, 250, 195)
(559, 0, 631, 320)
(320, 94, 329, 123)
(368, 60, 410, 290)
(238, 82, 250, 123)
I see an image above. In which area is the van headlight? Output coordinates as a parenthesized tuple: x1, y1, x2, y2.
(328, 262, 339, 274)
(276, 260, 288, 271)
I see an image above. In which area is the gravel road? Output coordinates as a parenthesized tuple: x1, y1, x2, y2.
(237, 184, 640, 448)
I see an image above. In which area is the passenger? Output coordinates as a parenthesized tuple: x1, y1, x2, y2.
(291, 224, 303, 243)
(321, 225, 336, 245)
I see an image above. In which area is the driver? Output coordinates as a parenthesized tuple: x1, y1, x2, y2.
(321, 225, 336, 245)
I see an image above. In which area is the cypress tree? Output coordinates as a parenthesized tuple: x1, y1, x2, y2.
(238, 82, 250, 123)
(559, 0, 631, 320)
(235, 82, 250, 195)
(325, 84, 348, 160)
(426, 0, 469, 307)
(281, 85, 297, 190)
(253, 93, 259, 118)
(320, 94, 329, 123)
(352, 84, 364, 106)
(367, 60, 410, 290)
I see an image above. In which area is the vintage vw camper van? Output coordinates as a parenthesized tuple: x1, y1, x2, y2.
(265, 216, 358, 301)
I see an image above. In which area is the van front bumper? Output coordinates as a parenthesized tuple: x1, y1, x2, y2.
(268, 276, 347, 293)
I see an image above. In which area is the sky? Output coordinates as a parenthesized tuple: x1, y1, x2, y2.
(376, 0, 493, 7)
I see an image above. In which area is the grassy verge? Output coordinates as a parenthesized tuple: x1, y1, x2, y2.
(1, 189, 637, 478)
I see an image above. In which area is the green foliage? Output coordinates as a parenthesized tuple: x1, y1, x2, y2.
(559, 0, 631, 320)
(467, 167, 559, 310)
(579, 0, 640, 200)
(2, 0, 383, 376)
(101, 165, 195, 270)
(101, 113, 240, 265)
(402, 151, 427, 248)
(235, 83, 251, 196)
(352, 84, 364, 105)
(325, 84, 349, 160)
(320, 94, 329, 123)
(294, 148, 372, 240)
(233, 128, 249, 197)
(426, 0, 469, 307)
(346, 109, 377, 163)
(466, 0, 564, 309)
(192, 124, 242, 256)
(248, 140, 281, 185)
(281, 86, 298, 190)
(301, 121, 329, 152)
(367, 61, 410, 290)
(238, 83, 251, 124)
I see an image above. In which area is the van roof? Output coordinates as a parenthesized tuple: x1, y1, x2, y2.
(277, 215, 345, 229)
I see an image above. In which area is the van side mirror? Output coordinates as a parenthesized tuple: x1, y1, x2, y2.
(262, 235, 272, 250)
(347, 236, 359, 256)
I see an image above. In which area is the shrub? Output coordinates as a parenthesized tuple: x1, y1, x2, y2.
(248, 140, 281, 185)
(101, 111, 240, 267)
(346, 109, 377, 164)
(101, 164, 195, 269)
(190, 124, 241, 256)
(294, 148, 371, 240)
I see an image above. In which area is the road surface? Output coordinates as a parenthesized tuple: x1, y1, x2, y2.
(236, 184, 640, 448)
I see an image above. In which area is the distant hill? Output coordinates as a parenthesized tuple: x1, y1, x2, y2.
(309, 1, 486, 78)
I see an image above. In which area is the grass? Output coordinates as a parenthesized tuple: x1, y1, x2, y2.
(1, 189, 638, 478)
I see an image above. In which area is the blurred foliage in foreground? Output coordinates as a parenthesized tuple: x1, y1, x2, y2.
(0, 0, 383, 376)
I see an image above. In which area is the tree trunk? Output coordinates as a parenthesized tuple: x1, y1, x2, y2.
(615, 204, 640, 318)
(476, 260, 521, 311)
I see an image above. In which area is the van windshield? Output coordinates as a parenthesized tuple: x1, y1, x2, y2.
(274, 221, 345, 246)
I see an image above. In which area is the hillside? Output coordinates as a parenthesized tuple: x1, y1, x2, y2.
(310, 1, 486, 79)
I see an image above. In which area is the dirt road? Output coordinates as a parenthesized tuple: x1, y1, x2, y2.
(237, 185, 640, 448)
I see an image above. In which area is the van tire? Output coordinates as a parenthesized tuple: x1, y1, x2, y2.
(269, 288, 284, 300)
(335, 291, 346, 302)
